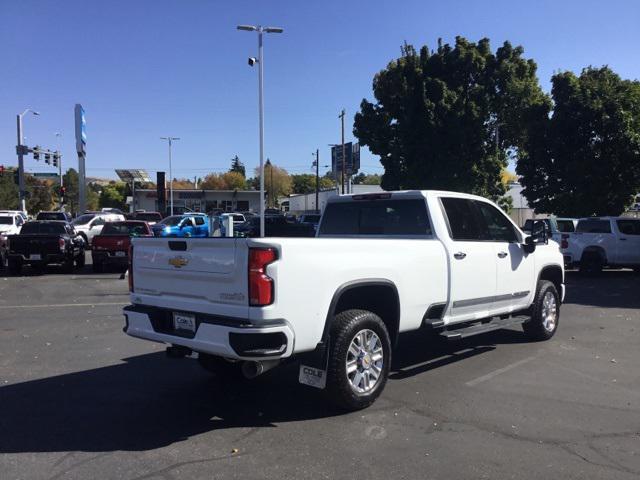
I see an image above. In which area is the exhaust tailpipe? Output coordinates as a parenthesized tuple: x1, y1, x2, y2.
(241, 359, 280, 379)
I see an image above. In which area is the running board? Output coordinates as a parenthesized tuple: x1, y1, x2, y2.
(440, 315, 528, 341)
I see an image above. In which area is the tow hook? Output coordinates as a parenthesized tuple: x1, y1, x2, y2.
(166, 345, 192, 358)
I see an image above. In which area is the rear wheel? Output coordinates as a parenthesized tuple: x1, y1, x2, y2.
(8, 258, 22, 276)
(76, 251, 86, 268)
(62, 256, 75, 274)
(0, 251, 6, 270)
(523, 280, 560, 341)
(580, 252, 603, 275)
(325, 309, 391, 411)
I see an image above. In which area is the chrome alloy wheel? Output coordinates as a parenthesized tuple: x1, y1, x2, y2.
(541, 291, 557, 332)
(346, 329, 384, 394)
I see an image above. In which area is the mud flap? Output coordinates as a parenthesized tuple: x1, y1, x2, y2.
(298, 339, 329, 389)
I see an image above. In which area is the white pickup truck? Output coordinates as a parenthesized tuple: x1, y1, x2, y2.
(123, 190, 564, 410)
(563, 217, 640, 273)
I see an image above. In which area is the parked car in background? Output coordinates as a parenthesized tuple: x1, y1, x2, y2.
(298, 213, 321, 231)
(128, 211, 163, 225)
(221, 213, 246, 225)
(124, 190, 563, 410)
(0, 213, 26, 236)
(36, 211, 73, 222)
(152, 214, 210, 238)
(234, 215, 316, 237)
(6, 221, 85, 274)
(0, 210, 28, 222)
(92, 221, 153, 272)
(563, 217, 640, 273)
(0, 234, 7, 270)
(72, 212, 126, 245)
(523, 217, 577, 241)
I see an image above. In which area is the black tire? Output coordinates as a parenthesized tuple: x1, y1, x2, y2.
(76, 251, 86, 268)
(0, 251, 6, 271)
(325, 309, 392, 411)
(523, 280, 560, 341)
(92, 260, 103, 273)
(8, 258, 22, 276)
(197, 354, 244, 381)
(62, 256, 75, 274)
(579, 252, 603, 275)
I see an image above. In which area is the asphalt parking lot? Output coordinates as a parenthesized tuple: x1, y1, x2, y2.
(1, 260, 639, 480)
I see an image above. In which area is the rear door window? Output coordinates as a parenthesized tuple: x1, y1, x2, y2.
(576, 219, 612, 233)
(440, 197, 484, 241)
(556, 220, 575, 233)
(319, 199, 431, 236)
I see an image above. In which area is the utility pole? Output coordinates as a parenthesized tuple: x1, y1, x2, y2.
(55, 133, 63, 209)
(16, 109, 40, 213)
(238, 24, 283, 236)
(339, 109, 346, 194)
(160, 136, 180, 215)
(314, 149, 319, 212)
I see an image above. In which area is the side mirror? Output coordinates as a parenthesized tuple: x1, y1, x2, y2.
(523, 220, 548, 253)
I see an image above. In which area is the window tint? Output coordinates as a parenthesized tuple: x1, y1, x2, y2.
(92, 217, 106, 226)
(441, 198, 483, 241)
(617, 220, 640, 235)
(182, 219, 194, 227)
(576, 219, 611, 234)
(319, 199, 431, 236)
(20, 222, 66, 235)
(195, 217, 205, 225)
(0, 216, 13, 225)
(102, 222, 149, 236)
(556, 220, 575, 233)
(475, 201, 518, 242)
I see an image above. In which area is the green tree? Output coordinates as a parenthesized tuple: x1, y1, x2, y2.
(0, 169, 19, 210)
(354, 37, 549, 200)
(352, 173, 382, 185)
(25, 175, 54, 213)
(254, 163, 292, 207)
(517, 67, 640, 216)
(99, 183, 126, 210)
(291, 174, 316, 194)
(229, 155, 246, 177)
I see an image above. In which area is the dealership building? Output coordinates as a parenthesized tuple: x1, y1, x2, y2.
(131, 189, 261, 214)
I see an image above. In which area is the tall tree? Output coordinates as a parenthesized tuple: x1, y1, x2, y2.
(517, 67, 640, 216)
(354, 37, 549, 200)
(229, 155, 246, 177)
(0, 169, 19, 210)
(254, 163, 292, 207)
(352, 173, 382, 185)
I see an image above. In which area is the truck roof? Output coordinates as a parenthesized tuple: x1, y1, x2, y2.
(327, 190, 495, 203)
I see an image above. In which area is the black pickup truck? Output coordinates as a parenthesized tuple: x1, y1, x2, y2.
(7, 221, 85, 275)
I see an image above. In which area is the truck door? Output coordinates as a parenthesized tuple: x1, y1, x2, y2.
(475, 200, 534, 314)
(615, 219, 640, 265)
(440, 197, 497, 323)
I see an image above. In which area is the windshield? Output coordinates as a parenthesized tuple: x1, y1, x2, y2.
(37, 212, 64, 221)
(159, 216, 183, 227)
(134, 213, 162, 222)
(0, 217, 13, 225)
(20, 222, 66, 235)
(72, 214, 95, 226)
(101, 222, 149, 236)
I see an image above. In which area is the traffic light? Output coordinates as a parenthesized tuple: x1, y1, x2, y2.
(13, 169, 19, 185)
(33, 147, 40, 161)
(52, 152, 59, 168)
(60, 186, 66, 202)
(44, 152, 51, 165)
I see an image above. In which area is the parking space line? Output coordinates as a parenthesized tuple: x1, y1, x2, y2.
(1, 302, 128, 309)
(465, 356, 536, 387)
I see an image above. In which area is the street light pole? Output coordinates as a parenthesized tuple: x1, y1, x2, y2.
(160, 136, 180, 216)
(16, 109, 40, 213)
(313, 149, 319, 212)
(238, 24, 283, 237)
(339, 109, 346, 195)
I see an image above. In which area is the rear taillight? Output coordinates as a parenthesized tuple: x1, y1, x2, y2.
(58, 238, 65, 252)
(561, 234, 569, 249)
(128, 244, 134, 292)
(248, 248, 277, 306)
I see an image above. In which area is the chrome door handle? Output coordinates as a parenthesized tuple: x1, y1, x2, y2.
(497, 251, 508, 258)
(454, 252, 467, 260)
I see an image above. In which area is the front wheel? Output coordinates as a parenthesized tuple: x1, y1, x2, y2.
(326, 309, 391, 411)
(523, 280, 560, 341)
(8, 258, 22, 276)
(76, 251, 86, 268)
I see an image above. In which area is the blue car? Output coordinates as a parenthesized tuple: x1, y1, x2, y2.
(152, 215, 209, 238)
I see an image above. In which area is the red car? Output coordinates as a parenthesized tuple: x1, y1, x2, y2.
(91, 221, 152, 272)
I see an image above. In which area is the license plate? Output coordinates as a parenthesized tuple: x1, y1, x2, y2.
(29, 254, 41, 260)
(173, 312, 196, 333)
(115, 251, 126, 257)
(298, 365, 327, 389)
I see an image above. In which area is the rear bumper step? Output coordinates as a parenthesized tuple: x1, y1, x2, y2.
(440, 315, 528, 341)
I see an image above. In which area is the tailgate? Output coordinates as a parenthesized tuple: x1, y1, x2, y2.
(131, 237, 250, 317)
(93, 235, 130, 251)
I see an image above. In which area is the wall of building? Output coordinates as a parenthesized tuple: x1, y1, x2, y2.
(132, 189, 261, 214)
(288, 185, 384, 213)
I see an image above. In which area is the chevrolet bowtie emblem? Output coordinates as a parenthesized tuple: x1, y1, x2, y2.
(168, 256, 189, 268)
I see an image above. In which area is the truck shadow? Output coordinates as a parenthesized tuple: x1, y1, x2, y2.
(0, 329, 528, 454)
(564, 270, 640, 309)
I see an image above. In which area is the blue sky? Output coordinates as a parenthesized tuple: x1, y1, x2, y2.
(1, 0, 639, 181)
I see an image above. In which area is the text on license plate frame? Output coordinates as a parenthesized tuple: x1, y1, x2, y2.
(173, 312, 196, 333)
